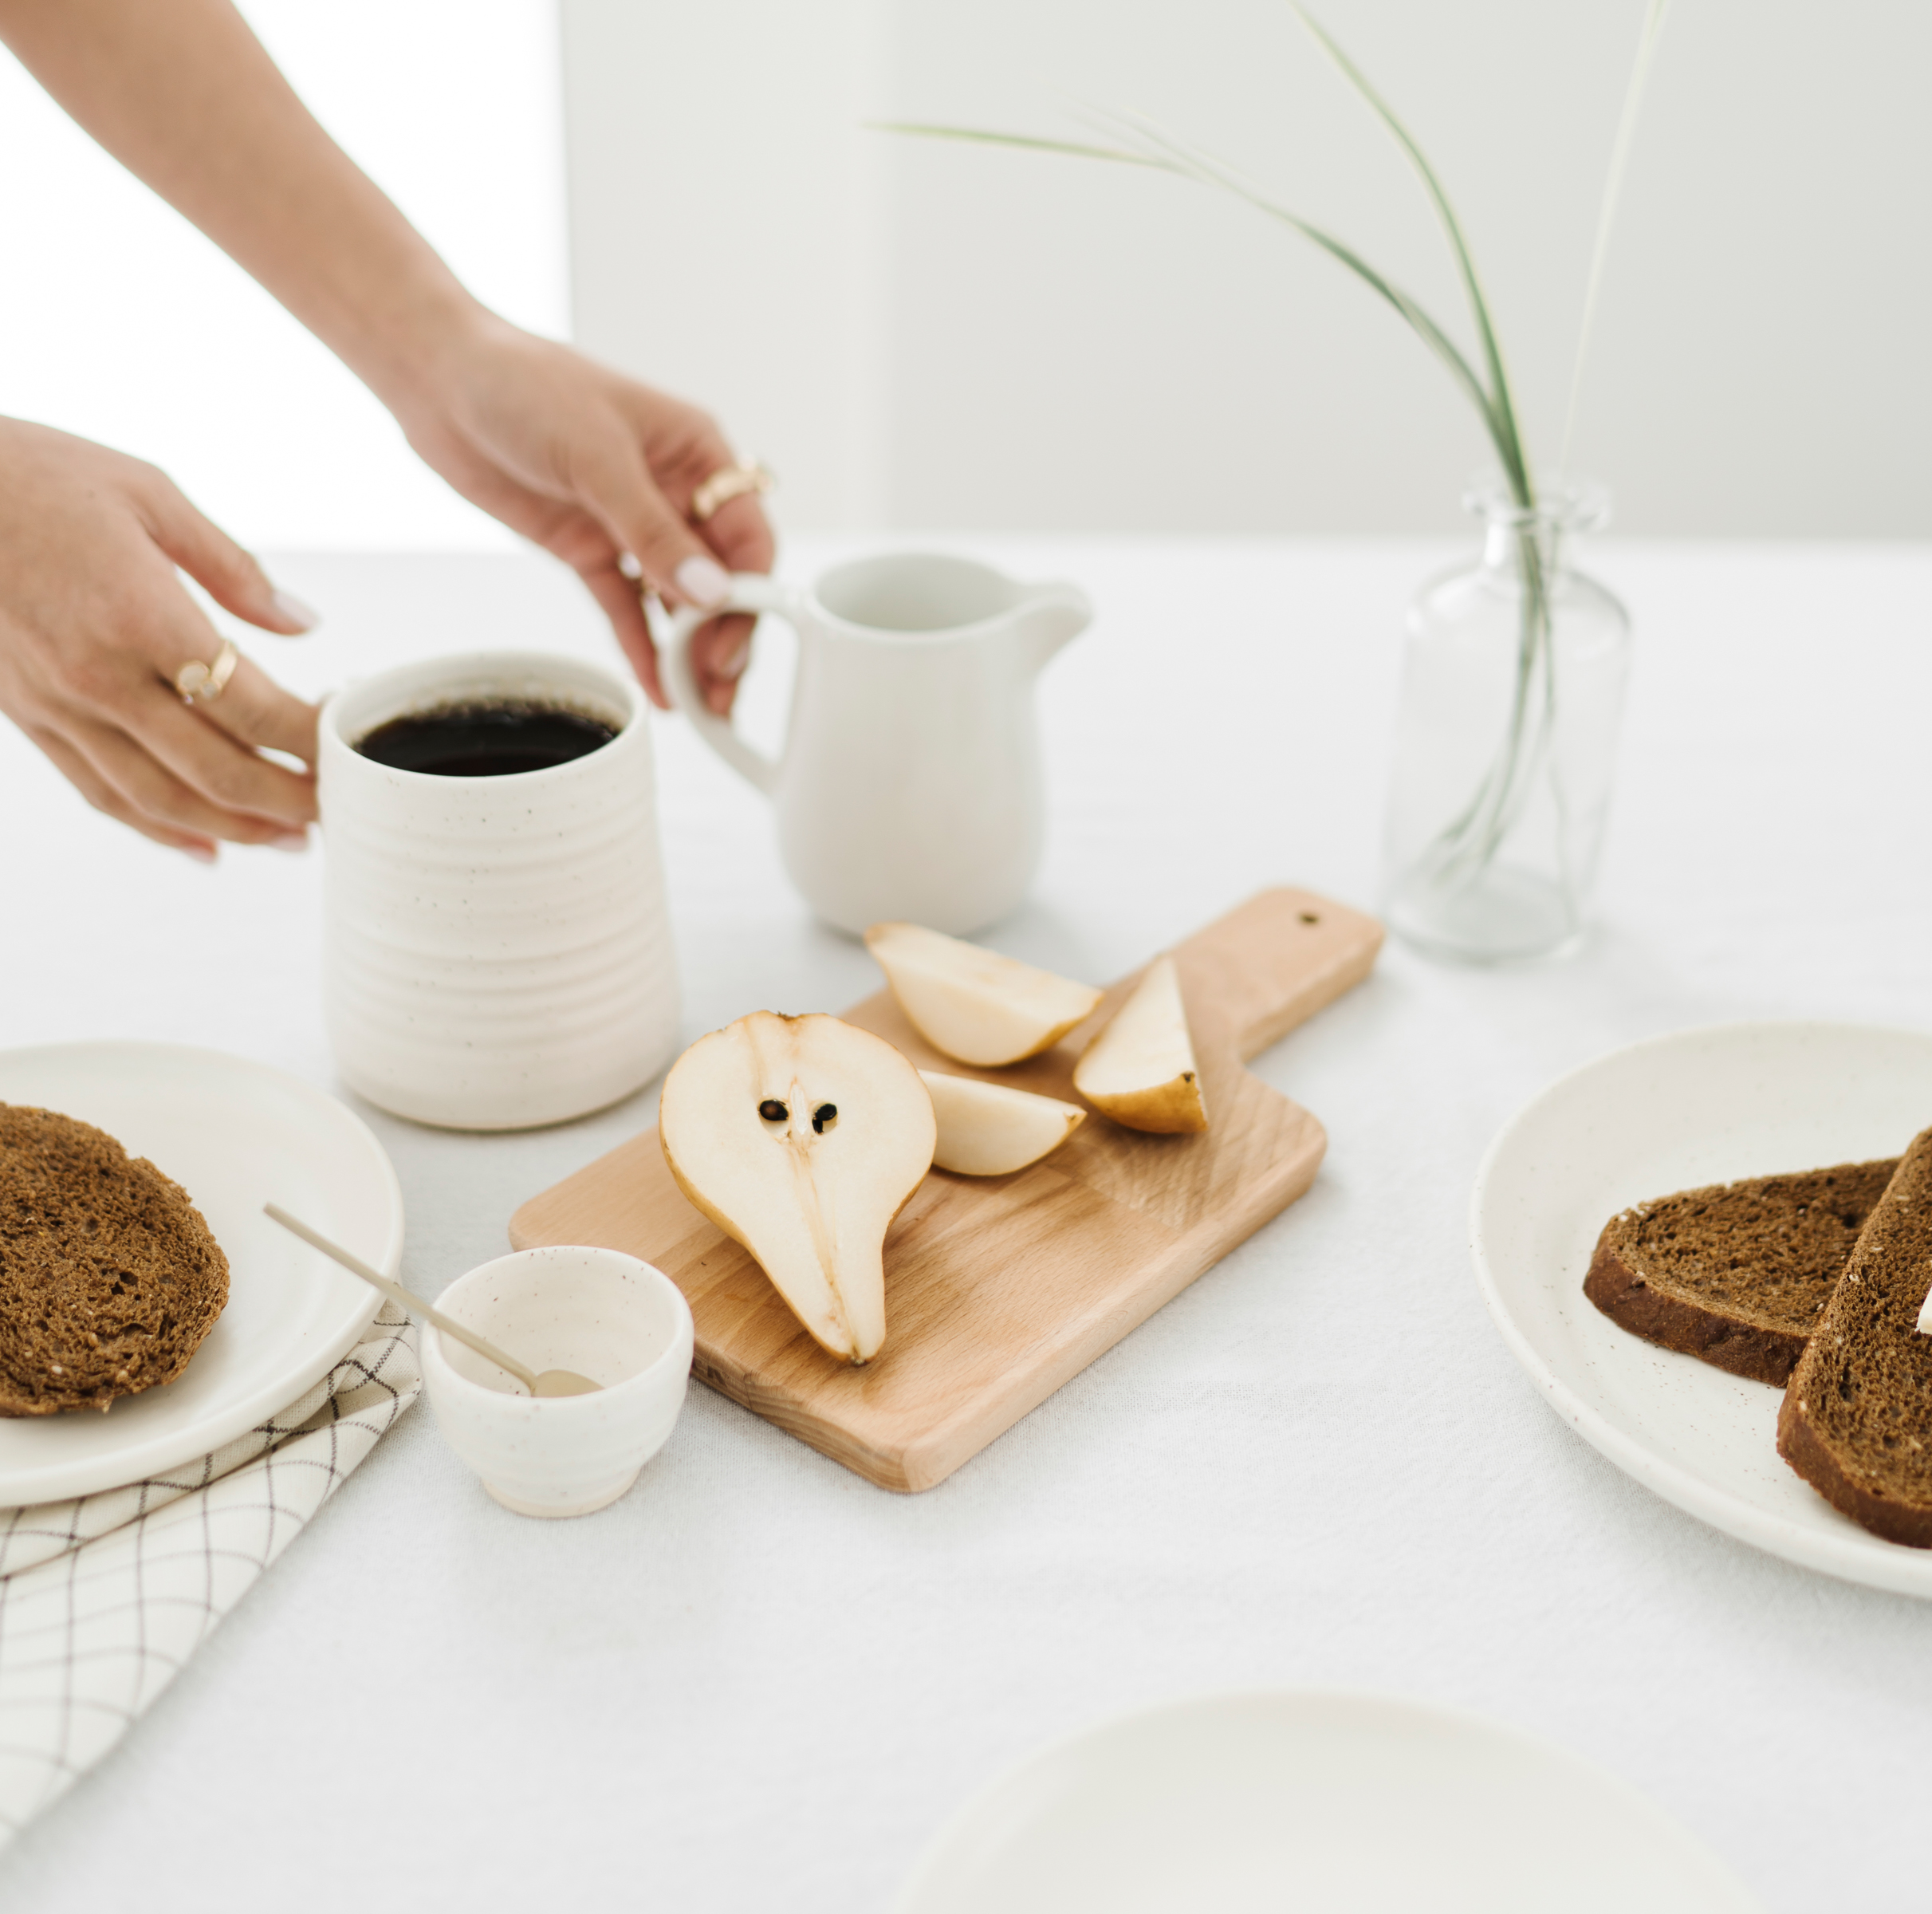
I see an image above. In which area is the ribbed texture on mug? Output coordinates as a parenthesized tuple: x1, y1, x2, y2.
(319, 656, 682, 1130)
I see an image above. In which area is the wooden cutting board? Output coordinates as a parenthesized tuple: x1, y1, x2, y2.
(510, 887, 1382, 1491)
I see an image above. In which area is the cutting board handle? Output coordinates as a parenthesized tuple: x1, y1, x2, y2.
(1163, 888, 1384, 1065)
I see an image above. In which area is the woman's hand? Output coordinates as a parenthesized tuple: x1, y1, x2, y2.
(0, 416, 321, 861)
(385, 312, 775, 715)
(1, 0, 772, 721)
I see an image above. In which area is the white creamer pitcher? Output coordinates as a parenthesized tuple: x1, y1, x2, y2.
(662, 553, 1089, 935)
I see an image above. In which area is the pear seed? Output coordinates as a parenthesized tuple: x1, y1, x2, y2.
(758, 1099, 788, 1123)
(813, 1104, 839, 1134)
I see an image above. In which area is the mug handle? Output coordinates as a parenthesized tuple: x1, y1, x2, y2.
(658, 573, 797, 795)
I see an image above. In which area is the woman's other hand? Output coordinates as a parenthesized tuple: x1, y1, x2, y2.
(0, 416, 321, 861)
(0, 0, 771, 719)
(383, 313, 774, 716)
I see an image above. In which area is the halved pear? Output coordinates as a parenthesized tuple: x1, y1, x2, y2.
(659, 1011, 935, 1364)
(865, 922, 1103, 1067)
(1072, 955, 1208, 1134)
(919, 1070, 1085, 1176)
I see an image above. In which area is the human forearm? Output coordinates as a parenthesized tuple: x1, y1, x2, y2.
(3, 0, 775, 715)
(0, 0, 479, 404)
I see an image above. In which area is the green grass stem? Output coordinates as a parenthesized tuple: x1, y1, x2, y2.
(1558, 0, 1675, 475)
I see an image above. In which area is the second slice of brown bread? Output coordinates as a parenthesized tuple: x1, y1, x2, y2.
(1584, 1159, 1897, 1384)
(0, 1104, 230, 1415)
(1779, 1130, 1932, 1547)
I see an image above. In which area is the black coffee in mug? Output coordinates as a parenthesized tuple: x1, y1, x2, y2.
(354, 699, 619, 778)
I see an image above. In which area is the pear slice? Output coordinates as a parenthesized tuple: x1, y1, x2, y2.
(1072, 955, 1208, 1134)
(659, 1011, 935, 1364)
(919, 1070, 1085, 1176)
(865, 922, 1103, 1067)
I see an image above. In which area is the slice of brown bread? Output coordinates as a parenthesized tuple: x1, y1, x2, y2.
(1584, 1158, 1897, 1385)
(1779, 1130, 1932, 1546)
(0, 1104, 230, 1416)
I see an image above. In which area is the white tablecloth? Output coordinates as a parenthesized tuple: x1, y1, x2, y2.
(1, 534, 1927, 1912)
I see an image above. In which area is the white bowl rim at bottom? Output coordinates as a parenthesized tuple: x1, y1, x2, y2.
(892, 1687, 1761, 1914)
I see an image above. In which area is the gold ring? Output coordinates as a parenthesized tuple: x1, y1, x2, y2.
(173, 637, 240, 706)
(690, 459, 774, 524)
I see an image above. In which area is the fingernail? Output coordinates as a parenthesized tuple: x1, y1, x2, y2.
(182, 843, 217, 865)
(268, 830, 309, 853)
(616, 552, 643, 581)
(719, 638, 752, 679)
(271, 589, 321, 632)
(675, 554, 730, 608)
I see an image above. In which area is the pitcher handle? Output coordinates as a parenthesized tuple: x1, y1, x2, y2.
(659, 574, 797, 795)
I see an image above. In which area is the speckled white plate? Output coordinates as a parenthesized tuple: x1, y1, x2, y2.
(1471, 1020, 1932, 1598)
(0, 1042, 402, 1504)
(895, 1691, 1761, 1913)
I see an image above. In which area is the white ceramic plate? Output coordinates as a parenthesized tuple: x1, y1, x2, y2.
(1471, 1020, 1932, 1598)
(0, 1042, 403, 1504)
(895, 1690, 1760, 1914)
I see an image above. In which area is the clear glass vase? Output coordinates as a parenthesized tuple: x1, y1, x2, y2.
(1381, 479, 1631, 963)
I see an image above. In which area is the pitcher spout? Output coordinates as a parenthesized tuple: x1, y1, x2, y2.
(1013, 581, 1092, 674)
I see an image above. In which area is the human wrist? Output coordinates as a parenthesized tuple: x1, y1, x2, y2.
(330, 268, 495, 420)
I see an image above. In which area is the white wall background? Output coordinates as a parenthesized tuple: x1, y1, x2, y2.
(561, 0, 890, 534)
(0, 0, 568, 549)
(0, 1, 1925, 545)
(567, 0, 1932, 539)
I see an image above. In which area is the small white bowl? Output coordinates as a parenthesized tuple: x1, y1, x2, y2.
(421, 1246, 694, 1518)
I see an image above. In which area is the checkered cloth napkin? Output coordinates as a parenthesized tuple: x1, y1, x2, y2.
(0, 1302, 419, 1844)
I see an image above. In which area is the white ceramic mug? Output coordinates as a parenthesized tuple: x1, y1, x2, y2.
(659, 553, 1090, 936)
(319, 651, 681, 1130)
(422, 1246, 695, 1518)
